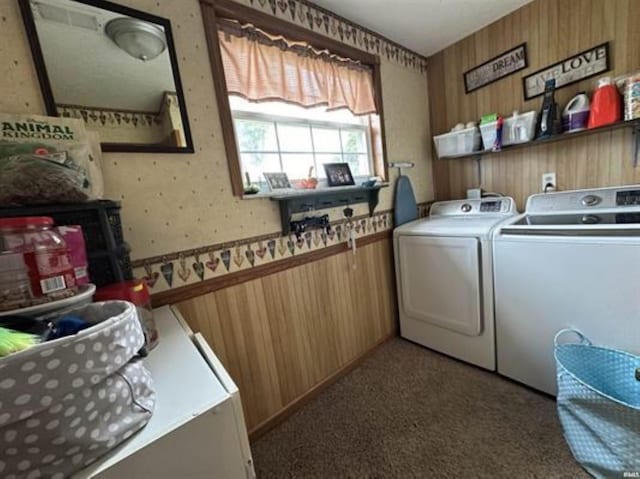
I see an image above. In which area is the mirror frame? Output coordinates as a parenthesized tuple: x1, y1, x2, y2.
(18, 0, 194, 153)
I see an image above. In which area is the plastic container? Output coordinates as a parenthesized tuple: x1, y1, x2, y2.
(562, 93, 590, 132)
(588, 76, 622, 128)
(623, 72, 640, 120)
(94, 279, 159, 351)
(480, 111, 537, 150)
(56, 225, 90, 285)
(0, 200, 133, 287)
(0, 252, 33, 312)
(433, 126, 481, 158)
(0, 217, 77, 298)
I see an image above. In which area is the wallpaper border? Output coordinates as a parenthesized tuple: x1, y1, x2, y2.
(134, 202, 432, 294)
(234, 0, 428, 74)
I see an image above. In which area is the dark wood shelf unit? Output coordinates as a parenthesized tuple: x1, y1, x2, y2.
(270, 184, 388, 235)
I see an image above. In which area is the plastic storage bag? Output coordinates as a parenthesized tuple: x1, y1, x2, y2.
(0, 113, 104, 205)
(554, 329, 640, 478)
(0, 301, 155, 478)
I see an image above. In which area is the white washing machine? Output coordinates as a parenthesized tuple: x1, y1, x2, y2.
(493, 185, 640, 395)
(393, 197, 517, 370)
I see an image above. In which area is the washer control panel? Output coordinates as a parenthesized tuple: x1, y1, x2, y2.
(616, 189, 640, 206)
(527, 185, 640, 213)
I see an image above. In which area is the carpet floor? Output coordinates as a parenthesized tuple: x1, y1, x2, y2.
(251, 338, 588, 478)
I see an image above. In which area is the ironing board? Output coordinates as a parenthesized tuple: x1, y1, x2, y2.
(394, 174, 418, 227)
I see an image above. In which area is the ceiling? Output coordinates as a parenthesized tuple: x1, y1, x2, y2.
(311, 0, 533, 57)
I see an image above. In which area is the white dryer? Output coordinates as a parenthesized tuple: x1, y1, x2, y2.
(493, 185, 640, 395)
(393, 198, 517, 370)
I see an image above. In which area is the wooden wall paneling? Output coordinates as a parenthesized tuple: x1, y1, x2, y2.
(426, 51, 449, 200)
(175, 238, 396, 433)
(428, 0, 640, 209)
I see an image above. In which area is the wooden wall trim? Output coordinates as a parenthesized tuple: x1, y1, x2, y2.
(152, 229, 392, 306)
(248, 332, 395, 442)
(200, 2, 244, 196)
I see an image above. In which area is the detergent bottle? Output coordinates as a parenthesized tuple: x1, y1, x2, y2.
(562, 92, 590, 132)
(588, 77, 621, 128)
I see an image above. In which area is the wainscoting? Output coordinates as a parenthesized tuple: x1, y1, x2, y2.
(175, 236, 397, 435)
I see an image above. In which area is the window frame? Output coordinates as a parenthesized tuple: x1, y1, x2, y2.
(200, 0, 389, 197)
(232, 109, 374, 185)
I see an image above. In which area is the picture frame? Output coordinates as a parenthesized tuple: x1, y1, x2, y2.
(323, 163, 355, 187)
(263, 172, 292, 190)
(522, 42, 610, 100)
(463, 43, 528, 94)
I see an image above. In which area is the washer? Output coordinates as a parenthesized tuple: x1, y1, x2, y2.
(393, 197, 517, 370)
(493, 185, 640, 395)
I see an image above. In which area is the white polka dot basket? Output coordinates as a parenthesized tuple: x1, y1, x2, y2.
(0, 301, 156, 479)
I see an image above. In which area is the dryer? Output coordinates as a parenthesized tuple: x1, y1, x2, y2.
(393, 198, 517, 370)
(493, 185, 640, 395)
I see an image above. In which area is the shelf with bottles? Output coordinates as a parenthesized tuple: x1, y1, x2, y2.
(438, 117, 640, 164)
(436, 73, 640, 165)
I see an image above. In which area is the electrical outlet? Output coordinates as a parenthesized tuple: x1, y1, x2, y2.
(542, 172, 557, 192)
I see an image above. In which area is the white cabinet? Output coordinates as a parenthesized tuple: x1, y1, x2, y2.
(74, 306, 255, 479)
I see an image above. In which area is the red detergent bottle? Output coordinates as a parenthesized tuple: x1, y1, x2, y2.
(588, 76, 622, 128)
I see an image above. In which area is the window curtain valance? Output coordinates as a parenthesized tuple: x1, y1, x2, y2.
(218, 19, 377, 116)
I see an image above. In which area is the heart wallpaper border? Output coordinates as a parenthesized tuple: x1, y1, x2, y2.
(133, 203, 431, 293)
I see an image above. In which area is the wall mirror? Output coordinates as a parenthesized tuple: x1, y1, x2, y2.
(19, 0, 194, 153)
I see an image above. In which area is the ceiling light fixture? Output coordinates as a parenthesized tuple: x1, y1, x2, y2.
(105, 17, 166, 62)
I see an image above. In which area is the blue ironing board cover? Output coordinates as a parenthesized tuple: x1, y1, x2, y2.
(394, 175, 418, 227)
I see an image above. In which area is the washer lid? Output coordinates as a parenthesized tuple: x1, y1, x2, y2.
(514, 211, 640, 226)
(394, 215, 515, 237)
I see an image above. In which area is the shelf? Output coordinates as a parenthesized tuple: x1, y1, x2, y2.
(270, 184, 388, 235)
(438, 118, 640, 165)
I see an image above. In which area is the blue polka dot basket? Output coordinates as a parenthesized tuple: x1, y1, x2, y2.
(554, 329, 640, 478)
(0, 301, 155, 478)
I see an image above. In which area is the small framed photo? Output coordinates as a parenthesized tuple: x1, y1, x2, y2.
(263, 172, 292, 191)
(323, 163, 355, 187)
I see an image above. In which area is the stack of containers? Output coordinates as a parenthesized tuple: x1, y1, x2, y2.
(479, 111, 538, 150)
(623, 72, 640, 120)
(0, 200, 132, 287)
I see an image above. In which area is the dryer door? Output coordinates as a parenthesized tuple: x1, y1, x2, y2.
(397, 235, 482, 336)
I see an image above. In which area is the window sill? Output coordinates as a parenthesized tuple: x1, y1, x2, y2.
(242, 182, 390, 200)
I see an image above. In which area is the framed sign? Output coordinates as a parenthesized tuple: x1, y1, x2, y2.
(263, 172, 292, 190)
(464, 43, 527, 93)
(323, 163, 355, 187)
(523, 42, 610, 100)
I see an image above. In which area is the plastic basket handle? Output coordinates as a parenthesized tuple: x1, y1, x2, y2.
(554, 328, 592, 347)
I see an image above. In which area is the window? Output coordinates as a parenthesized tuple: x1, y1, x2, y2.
(200, 0, 388, 196)
(231, 96, 373, 189)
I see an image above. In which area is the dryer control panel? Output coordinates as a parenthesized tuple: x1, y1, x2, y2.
(431, 198, 516, 217)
